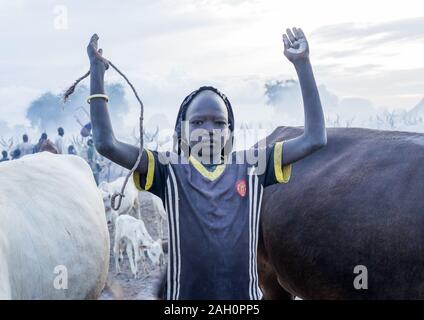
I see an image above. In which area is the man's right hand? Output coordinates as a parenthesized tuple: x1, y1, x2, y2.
(87, 34, 109, 75)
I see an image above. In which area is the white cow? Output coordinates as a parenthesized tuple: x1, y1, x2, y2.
(99, 176, 141, 226)
(145, 239, 165, 268)
(113, 215, 163, 278)
(139, 192, 167, 241)
(0, 152, 109, 299)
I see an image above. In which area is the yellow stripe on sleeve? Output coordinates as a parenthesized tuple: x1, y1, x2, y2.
(144, 149, 155, 190)
(274, 141, 292, 183)
(132, 149, 155, 191)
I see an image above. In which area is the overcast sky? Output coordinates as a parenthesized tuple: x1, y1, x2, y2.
(0, 0, 423, 133)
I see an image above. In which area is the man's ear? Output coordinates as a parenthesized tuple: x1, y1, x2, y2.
(180, 121, 191, 156)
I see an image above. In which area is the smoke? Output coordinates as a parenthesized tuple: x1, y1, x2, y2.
(0, 121, 10, 137)
(264, 79, 376, 126)
(25, 83, 130, 136)
(0, 121, 36, 147)
(263, 78, 424, 132)
(264, 79, 304, 121)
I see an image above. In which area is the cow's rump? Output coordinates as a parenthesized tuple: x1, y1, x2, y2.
(0, 152, 109, 299)
(259, 126, 424, 299)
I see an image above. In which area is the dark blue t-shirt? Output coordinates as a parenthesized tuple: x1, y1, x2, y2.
(133, 141, 292, 300)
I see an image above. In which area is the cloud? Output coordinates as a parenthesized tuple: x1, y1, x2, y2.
(0, 86, 41, 126)
(313, 17, 424, 45)
(342, 64, 382, 74)
(0, 1, 423, 139)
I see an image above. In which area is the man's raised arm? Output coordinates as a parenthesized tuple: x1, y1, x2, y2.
(87, 34, 149, 174)
(280, 27, 327, 165)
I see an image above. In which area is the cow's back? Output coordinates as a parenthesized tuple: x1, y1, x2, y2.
(260, 126, 424, 299)
(0, 152, 109, 299)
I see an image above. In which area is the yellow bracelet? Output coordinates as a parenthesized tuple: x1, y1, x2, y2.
(87, 94, 109, 104)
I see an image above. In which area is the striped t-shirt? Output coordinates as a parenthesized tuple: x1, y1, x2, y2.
(133, 141, 292, 300)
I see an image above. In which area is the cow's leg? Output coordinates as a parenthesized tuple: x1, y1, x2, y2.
(113, 239, 121, 274)
(133, 198, 141, 220)
(259, 262, 294, 300)
(159, 251, 164, 269)
(132, 239, 141, 265)
(258, 224, 294, 300)
(139, 249, 148, 274)
(114, 255, 120, 274)
(156, 265, 167, 300)
(111, 211, 118, 229)
(126, 242, 137, 279)
(158, 217, 164, 241)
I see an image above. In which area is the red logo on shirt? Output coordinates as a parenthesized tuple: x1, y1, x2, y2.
(236, 180, 247, 197)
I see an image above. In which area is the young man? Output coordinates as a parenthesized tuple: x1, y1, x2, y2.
(67, 145, 77, 155)
(0, 150, 9, 162)
(35, 133, 58, 154)
(34, 133, 48, 153)
(55, 127, 65, 154)
(16, 134, 34, 156)
(87, 27, 326, 299)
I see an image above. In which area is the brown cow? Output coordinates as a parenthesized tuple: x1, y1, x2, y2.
(39, 139, 58, 154)
(258, 126, 424, 299)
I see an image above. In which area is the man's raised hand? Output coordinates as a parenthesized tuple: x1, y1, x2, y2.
(87, 34, 109, 71)
(282, 27, 309, 64)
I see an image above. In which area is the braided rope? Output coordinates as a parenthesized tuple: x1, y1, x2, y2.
(63, 63, 144, 211)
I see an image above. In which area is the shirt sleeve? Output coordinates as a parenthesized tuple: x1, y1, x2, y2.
(132, 149, 168, 201)
(260, 140, 293, 187)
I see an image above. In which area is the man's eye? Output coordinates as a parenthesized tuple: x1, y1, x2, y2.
(192, 120, 203, 125)
(215, 121, 227, 126)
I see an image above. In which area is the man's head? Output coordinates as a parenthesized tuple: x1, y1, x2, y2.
(58, 127, 64, 136)
(1, 150, 7, 158)
(12, 149, 21, 159)
(41, 133, 47, 140)
(174, 86, 234, 161)
(22, 134, 28, 142)
(87, 139, 93, 146)
(68, 145, 75, 154)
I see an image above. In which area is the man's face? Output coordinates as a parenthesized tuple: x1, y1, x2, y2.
(183, 90, 231, 160)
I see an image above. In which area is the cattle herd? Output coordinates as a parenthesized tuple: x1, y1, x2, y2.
(1, 126, 424, 299)
(0, 151, 166, 299)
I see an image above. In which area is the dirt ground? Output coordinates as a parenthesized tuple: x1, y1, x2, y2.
(99, 193, 167, 300)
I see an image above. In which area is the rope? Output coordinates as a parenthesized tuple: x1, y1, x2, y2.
(63, 62, 144, 211)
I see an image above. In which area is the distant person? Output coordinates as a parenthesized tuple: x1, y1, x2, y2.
(55, 127, 65, 154)
(87, 139, 95, 163)
(68, 145, 77, 155)
(34, 133, 48, 153)
(0, 150, 9, 162)
(35, 133, 58, 154)
(11, 149, 21, 160)
(17, 134, 34, 156)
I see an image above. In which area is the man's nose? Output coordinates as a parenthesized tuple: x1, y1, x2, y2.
(203, 122, 215, 135)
